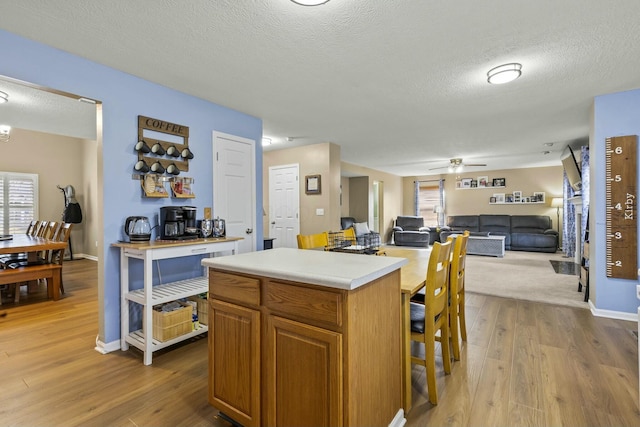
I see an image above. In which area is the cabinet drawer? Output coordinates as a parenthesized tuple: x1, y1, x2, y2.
(264, 280, 343, 327)
(209, 270, 260, 306)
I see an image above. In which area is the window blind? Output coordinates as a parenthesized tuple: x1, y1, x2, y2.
(0, 172, 39, 234)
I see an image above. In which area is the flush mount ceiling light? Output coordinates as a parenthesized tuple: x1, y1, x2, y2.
(0, 91, 8, 103)
(291, 0, 330, 5)
(262, 137, 272, 146)
(487, 63, 522, 84)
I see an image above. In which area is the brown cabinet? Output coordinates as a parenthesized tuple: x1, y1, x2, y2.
(208, 268, 402, 427)
(208, 299, 261, 427)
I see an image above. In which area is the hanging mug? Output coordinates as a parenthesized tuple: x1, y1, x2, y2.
(134, 140, 151, 153)
(151, 143, 166, 155)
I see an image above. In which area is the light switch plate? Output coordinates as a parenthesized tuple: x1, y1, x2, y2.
(316, 208, 324, 216)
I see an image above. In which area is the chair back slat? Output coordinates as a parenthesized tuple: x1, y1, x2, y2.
(297, 232, 329, 249)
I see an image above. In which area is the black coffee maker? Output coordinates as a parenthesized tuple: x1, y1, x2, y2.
(159, 206, 198, 240)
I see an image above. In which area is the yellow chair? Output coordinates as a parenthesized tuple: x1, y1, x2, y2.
(447, 231, 469, 361)
(409, 240, 452, 405)
(296, 232, 329, 250)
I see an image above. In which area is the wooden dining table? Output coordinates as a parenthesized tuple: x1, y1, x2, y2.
(0, 234, 68, 301)
(383, 245, 432, 414)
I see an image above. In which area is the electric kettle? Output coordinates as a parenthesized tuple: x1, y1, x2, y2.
(124, 216, 152, 242)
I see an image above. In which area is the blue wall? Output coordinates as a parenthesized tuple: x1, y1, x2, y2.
(593, 88, 640, 314)
(0, 30, 264, 343)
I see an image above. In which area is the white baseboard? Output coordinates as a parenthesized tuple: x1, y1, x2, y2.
(589, 300, 639, 322)
(388, 409, 406, 427)
(94, 337, 121, 354)
(68, 253, 98, 262)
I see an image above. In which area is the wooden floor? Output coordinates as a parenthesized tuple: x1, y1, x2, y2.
(1, 259, 639, 426)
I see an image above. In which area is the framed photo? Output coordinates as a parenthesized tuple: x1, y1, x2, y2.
(461, 178, 472, 188)
(505, 195, 513, 203)
(524, 197, 531, 203)
(478, 176, 488, 188)
(471, 179, 478, 188)
(533, 191, 545, 203)
(490, 196, 497, 203)
(493, 193, 505, 203)
(305, 174, 321, 195)
(492, 178, 506, 187)
(513, 190, 522, 202)
(456, 180, 462, 188)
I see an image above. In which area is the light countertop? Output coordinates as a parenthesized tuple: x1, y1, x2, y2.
(201, 247, 407, 290)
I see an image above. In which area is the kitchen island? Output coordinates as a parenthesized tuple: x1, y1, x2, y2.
(202, 247, 407, 427)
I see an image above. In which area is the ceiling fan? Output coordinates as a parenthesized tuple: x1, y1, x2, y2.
(429, 158, 487, 173)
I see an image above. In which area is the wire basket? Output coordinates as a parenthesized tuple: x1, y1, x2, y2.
(327, 230, 381, 255)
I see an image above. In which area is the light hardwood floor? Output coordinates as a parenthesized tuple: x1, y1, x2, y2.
(1, 259, 639, 426)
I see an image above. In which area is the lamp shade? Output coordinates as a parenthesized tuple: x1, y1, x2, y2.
(551, 197, 563, 208)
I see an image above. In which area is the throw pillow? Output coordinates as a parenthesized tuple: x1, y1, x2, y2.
(354, 222, 370, 237)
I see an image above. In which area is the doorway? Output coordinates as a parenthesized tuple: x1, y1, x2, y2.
(212, 131, 256, 254)
(268, 164, 300, 248)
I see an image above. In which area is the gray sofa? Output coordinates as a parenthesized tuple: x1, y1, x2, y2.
(392, 216, 430, 247)
(440, 214, 557, 253)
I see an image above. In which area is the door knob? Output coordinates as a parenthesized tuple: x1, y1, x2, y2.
(246, 228, 253, 234)
(271, 221, 275, 225)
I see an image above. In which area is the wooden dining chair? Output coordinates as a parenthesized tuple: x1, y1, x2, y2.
(296, 232, 329, 250)
(50, 223, 73, 294)
(447, 231, 469, 361)
(409, 240, 452, 405)
(36, 221, 50, 237)
(26, 219, 40, 236)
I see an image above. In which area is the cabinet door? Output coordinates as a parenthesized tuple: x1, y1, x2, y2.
(209, 299, 261, 427)
(265, 315, 343, 427)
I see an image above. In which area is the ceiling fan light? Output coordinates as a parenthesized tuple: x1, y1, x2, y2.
(487, 63, 522, 84)
(0, 91, 8, 103)
(290, 0, 330, 5)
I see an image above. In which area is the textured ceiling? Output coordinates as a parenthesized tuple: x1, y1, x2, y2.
(1, 0, 640, 176)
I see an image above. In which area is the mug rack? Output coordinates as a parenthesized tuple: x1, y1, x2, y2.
(134, 115, 196, 199)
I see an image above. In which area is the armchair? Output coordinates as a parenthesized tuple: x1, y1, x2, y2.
(393, 216, 430, 247)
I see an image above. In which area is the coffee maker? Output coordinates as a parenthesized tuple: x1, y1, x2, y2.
(159, 206, 198, 240)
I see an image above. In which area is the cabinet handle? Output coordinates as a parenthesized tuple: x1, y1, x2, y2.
(191, 248, 207, 254)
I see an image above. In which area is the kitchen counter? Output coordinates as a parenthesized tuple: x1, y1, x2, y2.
(204, 246, 406, 427)
(201, 247, 407, 290)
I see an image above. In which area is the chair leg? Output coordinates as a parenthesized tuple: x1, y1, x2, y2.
(450, 302, 461, 361)
(441, 316, 452, 375)
(459, 291, 467, 342)
(425, 334, 438, 405)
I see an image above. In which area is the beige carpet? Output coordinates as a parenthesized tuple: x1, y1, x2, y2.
(464, 250, 589, 309)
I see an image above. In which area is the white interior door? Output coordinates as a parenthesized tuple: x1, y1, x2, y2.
(213, 131, 255, 253)
(269, 164, 299, 248)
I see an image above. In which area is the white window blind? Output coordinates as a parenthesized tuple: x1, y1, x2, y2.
(0, 172, 39, 234)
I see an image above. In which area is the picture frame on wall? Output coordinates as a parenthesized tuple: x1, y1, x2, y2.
(478, 176, 488, 188)
(490, 196, 497, 203)
(513, 190, 522, 202)
(533, 191, 545, 202)
(305, 174, 321, 195)
(493, 193, 505, 203)
(492, 178, 506, 187)
(461, 178, 472, 188)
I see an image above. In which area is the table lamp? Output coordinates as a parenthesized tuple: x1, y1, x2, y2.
(551, 197, 563, 249)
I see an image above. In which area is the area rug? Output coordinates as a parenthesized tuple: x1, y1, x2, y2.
(549, 259, 581, 275)
(464, 250, 589, 309)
